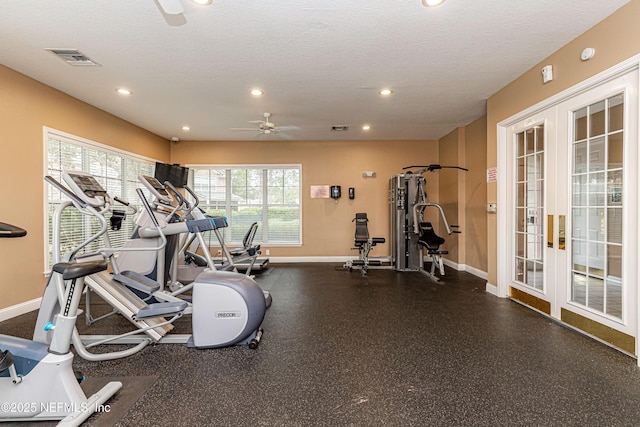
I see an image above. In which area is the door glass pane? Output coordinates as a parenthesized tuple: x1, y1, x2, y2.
(515, 258, 526, 283)
(572, 175, 587, 206)
(607, 244, 622, 279)
(587, 276, 605, 312)
(535, 126, 544, 151)
(572, 208, 586, 239)
(526, 129, 535, 154)
(607, 208, 622, 244)
(570, 93, 624, 319)
(608, 94, 624, 132)
(588, 172, 605, 206)
(589, 101, 606, 137)
(517, 132, 525, 157)
(573, 239, 587, 272)
(575, 107, 588, 141)
(589, 137, 606, 172)
(517, 157, 525, 182)
(574, 141, 588, 174)
(608, 132, 623, 169)
(513, 124, 544, 291)
(607, 170, 623, 206)
(572, 273, 587, 305)
(588, 208, 604, 242)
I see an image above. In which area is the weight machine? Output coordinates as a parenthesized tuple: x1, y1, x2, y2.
(389, 164, 467, 281)
(344, 213, 386, 276)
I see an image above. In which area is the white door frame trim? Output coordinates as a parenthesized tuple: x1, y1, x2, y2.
(496, 55, 640, 363)
(496, 54, 640, 298)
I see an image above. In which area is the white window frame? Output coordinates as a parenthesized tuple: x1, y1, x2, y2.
(43, 127, 158, 272)
(188, 164, 303, 247)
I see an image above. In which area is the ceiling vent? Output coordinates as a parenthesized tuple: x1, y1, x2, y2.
(46, 49, 100, 66)
(331, 125, 349, 132)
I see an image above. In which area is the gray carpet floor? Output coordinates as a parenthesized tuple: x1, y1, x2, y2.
(2, 263, 640, 426)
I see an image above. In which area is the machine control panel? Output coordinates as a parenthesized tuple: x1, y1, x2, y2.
(139, 175, 173, 205)
(62, 171, 109, 207)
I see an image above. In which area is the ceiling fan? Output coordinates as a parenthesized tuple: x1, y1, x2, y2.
(231, 113, 299, 136)
(155, 0, 212, 24)
(157, 0, 184, 15)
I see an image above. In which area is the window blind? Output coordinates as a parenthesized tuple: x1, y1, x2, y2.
(190, 165, 302, 246)
(45, 129, 155, 269)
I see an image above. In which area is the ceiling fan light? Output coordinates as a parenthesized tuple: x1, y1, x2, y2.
(191, 0, 213, 5)
(422, 0, 445, 6)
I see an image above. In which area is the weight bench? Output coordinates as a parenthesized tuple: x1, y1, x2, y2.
(417, 222, 448, 281)
(345, 213, 385, 276)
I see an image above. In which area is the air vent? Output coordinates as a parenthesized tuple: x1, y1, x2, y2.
(331, 125, 349, 132)
(46, 49, 100, 66)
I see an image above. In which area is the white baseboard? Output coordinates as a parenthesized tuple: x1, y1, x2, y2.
(441, 258, 488, 281)
(485, 282, 500, 297)
(462, 264, 488, 280)
(0, 298, 41, 322)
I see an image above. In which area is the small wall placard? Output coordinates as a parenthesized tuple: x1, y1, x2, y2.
(310, 185, 330, 199)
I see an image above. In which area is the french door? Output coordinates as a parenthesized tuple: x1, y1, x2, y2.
(506, 68, 638, 356)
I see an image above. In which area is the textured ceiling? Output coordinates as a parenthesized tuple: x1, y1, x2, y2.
(0, 0, 631, 141)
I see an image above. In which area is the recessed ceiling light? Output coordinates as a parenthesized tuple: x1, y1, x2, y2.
(422, 0, 445, 6)
(378, 89, 393, 96)
(192, 0, 213, 5)
(250, 89, 264, 96)
(116, 88, 132, 95)
(182, 126, 191, 131)
(362, 125, 371, 131)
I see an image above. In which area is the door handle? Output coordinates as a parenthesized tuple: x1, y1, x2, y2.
(547, 214, 554, 248)
(558, 215, 566, 250)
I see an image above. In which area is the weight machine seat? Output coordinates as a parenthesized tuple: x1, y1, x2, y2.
(353, 213, 385, 246)
(418, 222, 448, 254)
(354, 213, 370, 245)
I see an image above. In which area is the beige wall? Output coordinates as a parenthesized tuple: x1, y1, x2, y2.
(171, 139, 439, 258)
(436, 117, 487, 274)
(438, 128, 462, 262)
(486, 0, 640, 286)
(463, 116, 488, 273)
(0, 65, 170, 310)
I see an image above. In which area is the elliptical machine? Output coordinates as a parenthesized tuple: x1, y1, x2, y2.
(0, 222, 121, 424)
(46, 171, 267, 350)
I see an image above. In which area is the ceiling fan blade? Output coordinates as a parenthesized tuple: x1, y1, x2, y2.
(157, 0, 184, 15)
(276, 125, 301, 131)
(230, 128, 261, 131)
